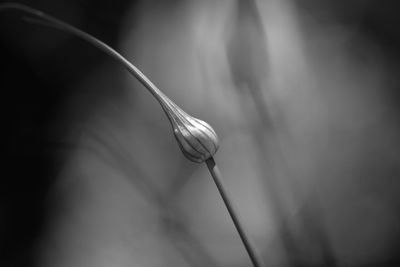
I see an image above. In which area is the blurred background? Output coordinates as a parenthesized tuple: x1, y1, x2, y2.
(1, 0, 400, 266)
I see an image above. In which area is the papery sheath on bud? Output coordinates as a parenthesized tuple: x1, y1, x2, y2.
(161, 98, 219, 163)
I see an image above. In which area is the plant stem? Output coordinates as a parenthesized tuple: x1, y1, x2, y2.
(0, 3, 174, 113)
(1, 4, 261, 265)
(205, 157, 263, 267)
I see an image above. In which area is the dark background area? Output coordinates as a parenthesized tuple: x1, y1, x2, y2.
(0, 1, 132, 266)
(1, 1, 400, 266)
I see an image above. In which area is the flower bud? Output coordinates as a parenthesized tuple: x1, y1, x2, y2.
(161, 98, 219, 163)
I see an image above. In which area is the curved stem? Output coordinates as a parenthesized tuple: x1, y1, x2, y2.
(0, 3, 172, 112)
(206, 157, 264, 267)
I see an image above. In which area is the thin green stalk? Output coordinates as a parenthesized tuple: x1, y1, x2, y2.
(206, 157, 263, 267)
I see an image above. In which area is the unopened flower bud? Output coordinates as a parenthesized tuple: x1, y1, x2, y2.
(161, 98, 219, 163)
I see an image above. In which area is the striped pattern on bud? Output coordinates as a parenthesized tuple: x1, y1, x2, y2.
(161, 98, 219, 163)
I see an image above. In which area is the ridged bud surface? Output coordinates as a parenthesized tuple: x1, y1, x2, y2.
(162, 98, 219, 163)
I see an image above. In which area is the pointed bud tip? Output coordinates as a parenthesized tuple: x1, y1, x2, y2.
(172, 115, 219, 163)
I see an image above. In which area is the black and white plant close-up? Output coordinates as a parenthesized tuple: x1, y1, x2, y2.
(1, 1, 400, 267)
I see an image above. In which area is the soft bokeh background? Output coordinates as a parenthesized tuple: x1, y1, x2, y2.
(1, 0, 400, 267)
